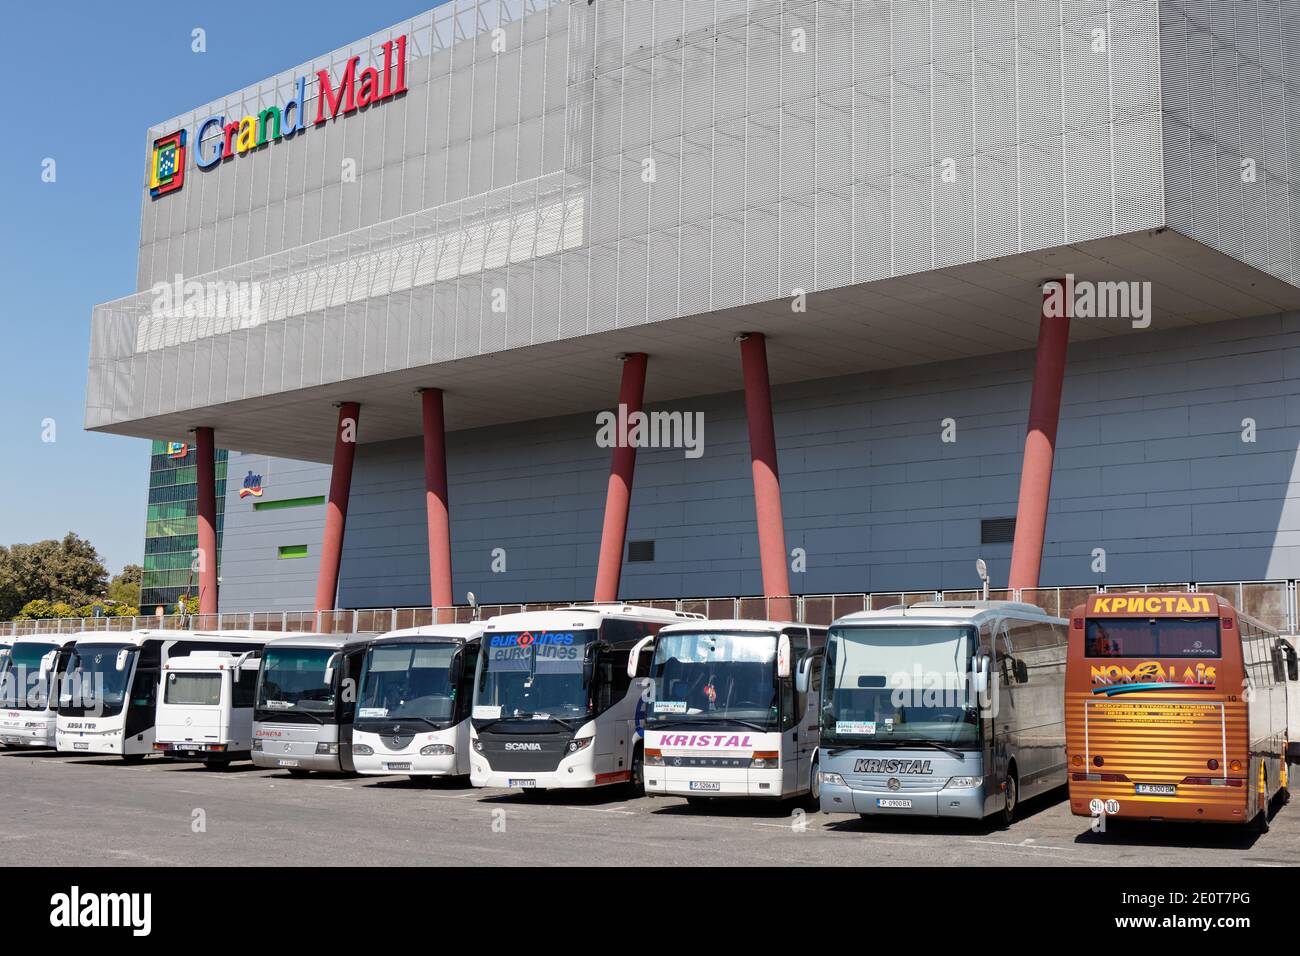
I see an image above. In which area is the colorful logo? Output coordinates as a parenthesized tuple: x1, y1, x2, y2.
(165, 441, 189, 459)
(1090, 660, 1217, 696)
(239, 471, 264, 499)
(149, 129, 186, 198)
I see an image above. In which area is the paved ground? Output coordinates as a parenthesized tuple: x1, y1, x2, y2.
(2, 749, 1297, 867)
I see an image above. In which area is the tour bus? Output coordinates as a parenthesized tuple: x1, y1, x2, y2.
(469, 604, 703, 791)
(352, 623, 483, 780)
(0, 634, 79, 749)
(1066, 591, 1295, 831)
(252, 632, 371, 776)
(636, 619, 827, 804)
(56, 630, 270, 761)
(154, 648, 265, 769)
(819, 601, 1068, 825)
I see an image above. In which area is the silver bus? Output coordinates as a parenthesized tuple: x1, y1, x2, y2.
(819, 601, 1067, 825)
(252, 632, 370, 776)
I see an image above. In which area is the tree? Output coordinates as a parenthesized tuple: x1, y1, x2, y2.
(107, 564, 143, 608)
(0, 534, 109, 620)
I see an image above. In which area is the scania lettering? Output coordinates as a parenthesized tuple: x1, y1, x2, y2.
(819, 601, 1068, 824)
(638, 620, 827, 804)
(1066, 592, 1295, 830)
(154, 646, 267, 769)
(351, 624, 483, 780)
(470, 605, 702, 791)
(0, 635, 78, 749)
(252, 633, 370, 776)
(56, 631, 270, 761)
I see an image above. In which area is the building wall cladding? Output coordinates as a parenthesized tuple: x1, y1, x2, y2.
(334, 309, 1300, 609)
(218, 453, 331, 611)
(1160, 0, 1300, 288)
(90, 0, 1168, 429)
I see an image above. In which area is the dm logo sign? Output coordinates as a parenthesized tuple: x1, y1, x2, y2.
(149, 129, 186, 198)
(239, 471, 264, 499)
(165, 441, 189, 460)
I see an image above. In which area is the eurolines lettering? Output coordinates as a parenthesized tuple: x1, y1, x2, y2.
(191, 36, 408, 173)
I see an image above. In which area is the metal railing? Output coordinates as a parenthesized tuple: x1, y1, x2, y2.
(5, 579, 1297, 638)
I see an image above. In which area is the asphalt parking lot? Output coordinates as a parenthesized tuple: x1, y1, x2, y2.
(2, 749, 1296, 867)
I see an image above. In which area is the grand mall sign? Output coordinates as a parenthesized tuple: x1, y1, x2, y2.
(148, 35, 408, 198)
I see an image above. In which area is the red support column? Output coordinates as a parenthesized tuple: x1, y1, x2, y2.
(421, 388, 454, 613)
(194, 426, 219, 616)
(593, 353, 648, 603)
(314, 402, 362, 616)
(1007, 282, 1072, 592)
(739, 333, 792, 608)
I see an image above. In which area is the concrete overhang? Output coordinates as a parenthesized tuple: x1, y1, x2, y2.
(88, 228, 1300, 463)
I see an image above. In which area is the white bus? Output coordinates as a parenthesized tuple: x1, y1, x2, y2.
(818, 601, 1067, 825)
(56, 630, 270, 761)
(469, 605, 702, 791)
(352, 623, 483, 780)
(154, 648, 265, 769)
(252, 632, 370, 776)
(0, 634, 79, 749)
(638, 619, 827, 805)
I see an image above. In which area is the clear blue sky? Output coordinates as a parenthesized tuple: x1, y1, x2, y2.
(0, 0, 441, 574)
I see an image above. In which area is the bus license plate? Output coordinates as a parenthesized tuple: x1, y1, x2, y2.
(876, 798, 912, 809)
(73, 742, 89, 750)
(1135, 783, 1176, 796)
(180, 744, 202, 751)
(277, 759, 300, 768)
(385, 762, 411, 771)
(689, 781, 721, 792)
(509, 778, 537, 788)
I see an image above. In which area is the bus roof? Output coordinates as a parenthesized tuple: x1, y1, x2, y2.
(69, 629, 271, 646)
(261, 632, 370, 651)
(657, 618, 825, 636)
(164, 650, 262, 671)
(372, 623, 484, 643)
(10, 633, 81, 648)
(832, 600, 1065, 629)
(482, 604, 703, 632)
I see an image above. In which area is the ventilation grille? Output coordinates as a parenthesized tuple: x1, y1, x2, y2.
(980, 518, 1016, 545)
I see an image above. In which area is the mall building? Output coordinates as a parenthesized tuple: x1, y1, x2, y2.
(88, 0, 1300, 618)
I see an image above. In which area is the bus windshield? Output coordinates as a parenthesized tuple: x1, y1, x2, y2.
(165, 672, 223, 706)
(0, 642, 59, 711)
(1084, 618, 1220, 658)
(475, 629, 595, 724)
(357, 642, 458, 727)
(647, 631, 778, 728)
(822, 625, 978, 746)
(60, 643, 137, 718)
(256, 647, 337, 722)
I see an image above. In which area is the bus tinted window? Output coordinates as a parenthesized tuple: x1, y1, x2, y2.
(165, 672, 221, 706)
(1084, 618, 1220, 658)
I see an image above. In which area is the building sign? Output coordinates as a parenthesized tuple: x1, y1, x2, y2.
(165, 441, 189, 459)
(149, 35, 408, 197)
(239, 471, 264, 499)
(149, 130, 186, 198)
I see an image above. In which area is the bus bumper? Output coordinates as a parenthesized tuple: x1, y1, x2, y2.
(644, 765, 785, 799)
(251, 751, 342, 773)
(55, 728, 124, 755)
(1068, 782, 1248, 823)
(354, 752, 461, 777)
(821, 780, 986, 819)
(0, 715, 55, 748)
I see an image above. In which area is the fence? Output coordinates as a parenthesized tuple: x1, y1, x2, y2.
(4, 579, 1297, 638)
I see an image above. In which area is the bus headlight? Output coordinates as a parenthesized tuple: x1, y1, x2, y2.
(316, 742, 339, 755)
(252, 739, 262, 751)
(645, 748, 664, 766)
(421, 744, 454, 756)
(472, 739, 484, 753)
(821, 772, 846, 786)
(750, 751, 779, 769)
(352, 744, 374, 756)
(944, 776, 983, 789)
(566, 737, 593, 754)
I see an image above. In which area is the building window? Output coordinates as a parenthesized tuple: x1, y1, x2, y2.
(980, 518, 1016, 545)
(627, 540, 655, 563)
(278, 544, 310, 559)
(254, 495, 326, 511)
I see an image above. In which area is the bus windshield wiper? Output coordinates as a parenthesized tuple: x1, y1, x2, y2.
(905, 739, 964, 759)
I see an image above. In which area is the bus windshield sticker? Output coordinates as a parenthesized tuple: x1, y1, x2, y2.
(653, 701, 688, 714)
(836, 720, 876, 735)
(359, 707, 388, 718)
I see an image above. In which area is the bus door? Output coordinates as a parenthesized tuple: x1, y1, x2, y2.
(124, 642, 162, 739)
(337, 647, 367, 771)
(786, 629, 815, 792)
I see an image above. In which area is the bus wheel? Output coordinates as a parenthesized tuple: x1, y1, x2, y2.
(806, 757, 822, 808)
(629, 744, 645, 792)
(998, 773, 1018, 828)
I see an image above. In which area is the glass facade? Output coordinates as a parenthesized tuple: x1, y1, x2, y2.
(140, 440, 227, 611)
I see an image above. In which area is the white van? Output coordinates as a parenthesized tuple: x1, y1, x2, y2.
(351, 624, 483, 780)
(154, 649, 264, 769)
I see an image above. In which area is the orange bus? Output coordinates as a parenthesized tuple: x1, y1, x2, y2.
(1065, 592, 1296, 830)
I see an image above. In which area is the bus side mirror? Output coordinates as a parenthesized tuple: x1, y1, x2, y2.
(1014, 659, 1029, 684)
(776, 635, 792, 680)
(795, 654, 814, 693)
(449, 652, 464, 686)
(115, 649, 130, 672)
(39, 651, 57, 680)
(323, 652, 341, 686)
(627, 635, 655, 679)
(1281, 640, 1299, 682)
(972, 656, 990, 697)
